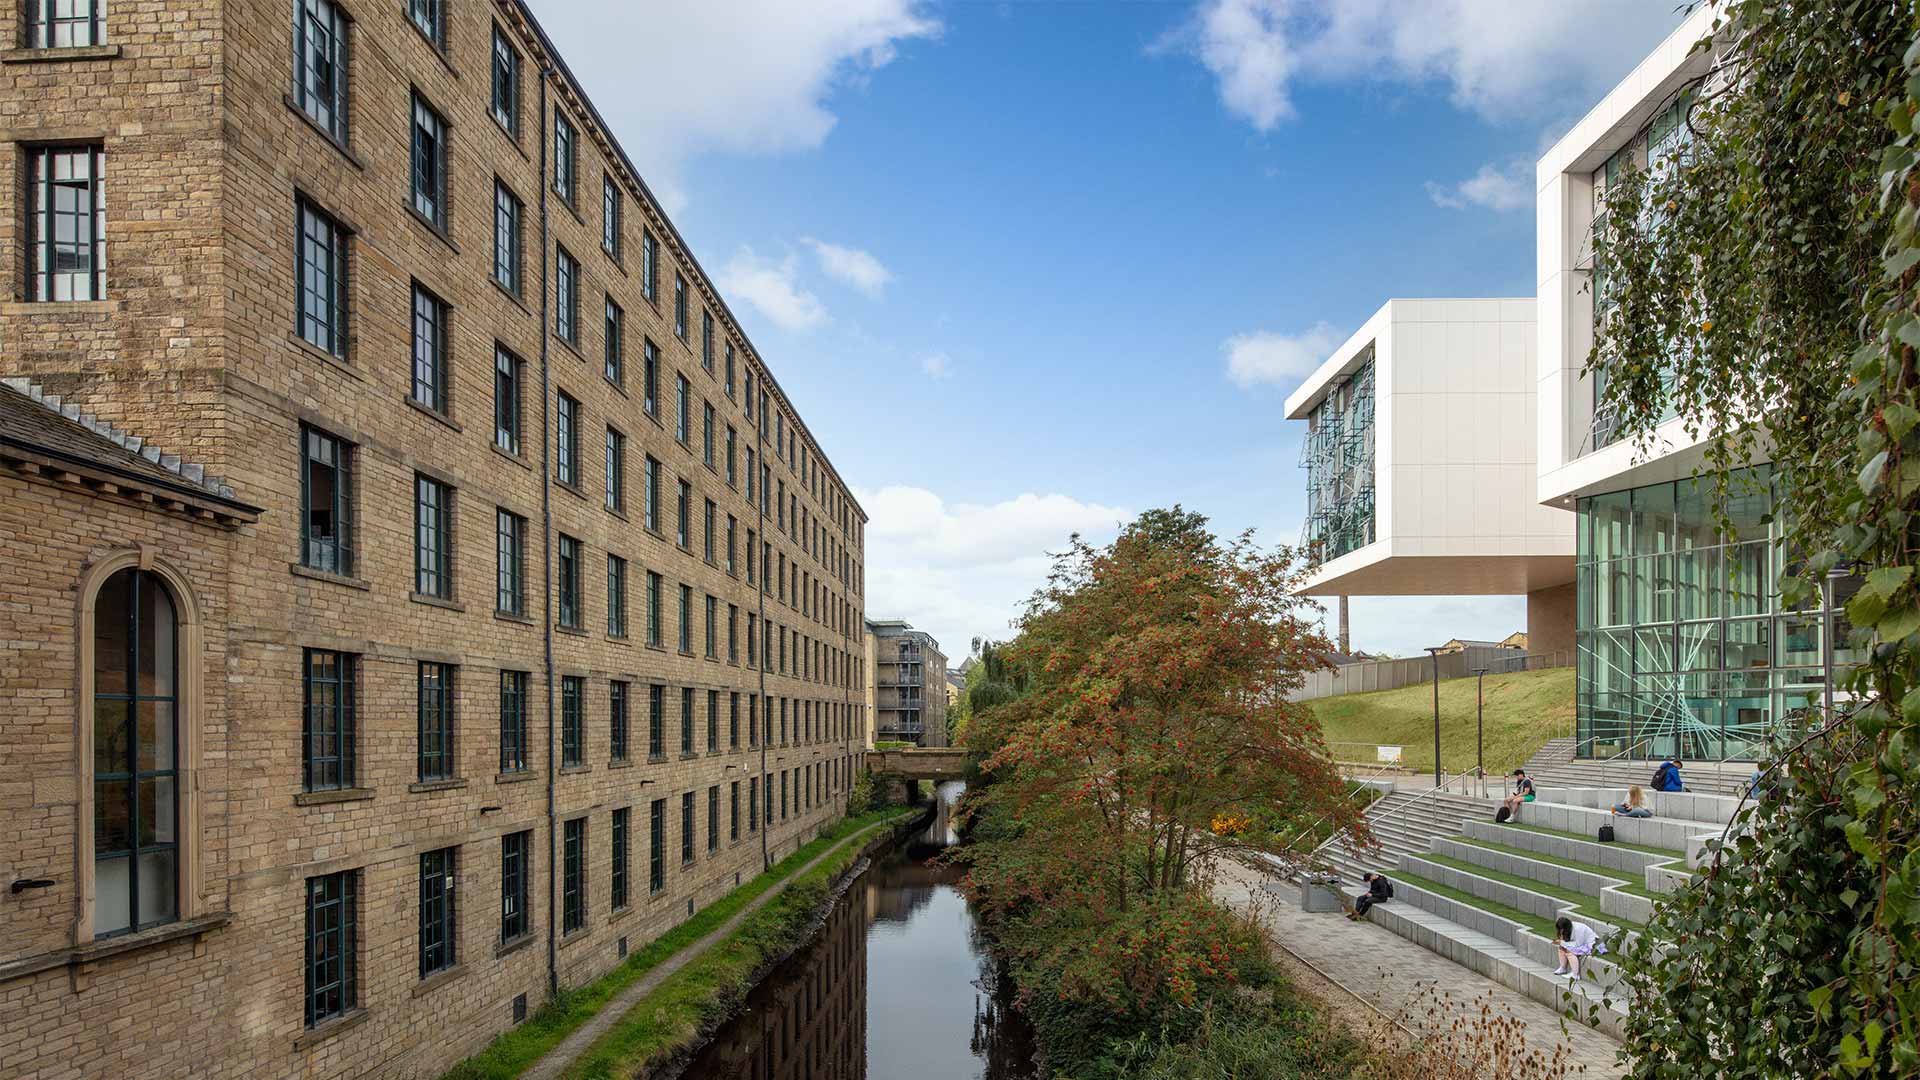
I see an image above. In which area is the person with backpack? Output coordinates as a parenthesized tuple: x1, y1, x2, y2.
(1651, 757, 1686, 793)
(1348, 871, 1393, 920)
(1498, 768, 1535, 822)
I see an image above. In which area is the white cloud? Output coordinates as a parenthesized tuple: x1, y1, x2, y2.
(856, 486, 1130, 655)
(804, 238, 894, 296)
(1176, 0, 1684, 132)
(1223, 322, 1342, 388)
(1194, 0, 1300, 131)
(527, 1, 939, 210)
(716, 248, 829, 333)
(1426, 159, 1532, 212)
(919, 352, 953, 379)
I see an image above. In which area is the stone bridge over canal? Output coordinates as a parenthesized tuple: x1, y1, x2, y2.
(865, 746, 976, 781)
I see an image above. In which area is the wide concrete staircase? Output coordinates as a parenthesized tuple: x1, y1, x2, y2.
(1297, 773, 1745, 1040)
(1519, 737, 1756, 797)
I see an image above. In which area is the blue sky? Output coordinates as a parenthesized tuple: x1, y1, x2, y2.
(530, 0, 1687, 660)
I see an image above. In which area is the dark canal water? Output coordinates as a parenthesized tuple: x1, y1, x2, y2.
(680, 782, 1039, 1079)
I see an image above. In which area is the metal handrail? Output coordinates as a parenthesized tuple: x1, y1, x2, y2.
(1280, 761, 1405, 854)
(1297, 767, 1491, 873)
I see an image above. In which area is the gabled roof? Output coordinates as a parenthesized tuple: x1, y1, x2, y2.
(0, 378, 259, 521)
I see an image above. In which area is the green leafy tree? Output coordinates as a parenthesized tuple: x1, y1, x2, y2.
(1589, 3, 1919, 1073)
(956, 509, 1365, 1022)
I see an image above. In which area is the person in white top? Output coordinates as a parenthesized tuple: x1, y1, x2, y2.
(1553, 916, 1601, 978)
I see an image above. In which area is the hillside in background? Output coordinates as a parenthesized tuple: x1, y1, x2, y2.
(1310, 666, 1575, 778)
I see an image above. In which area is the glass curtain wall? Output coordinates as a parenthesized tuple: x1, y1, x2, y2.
(1575, 466, 1858, 759)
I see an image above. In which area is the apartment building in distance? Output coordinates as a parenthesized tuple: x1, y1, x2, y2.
(864, 620, 948, 748)
(0, 3, 868, 1078)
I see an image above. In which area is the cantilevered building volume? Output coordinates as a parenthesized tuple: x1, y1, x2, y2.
(1295, 3, 1864, 762)
(1286, 298, 1578, 658)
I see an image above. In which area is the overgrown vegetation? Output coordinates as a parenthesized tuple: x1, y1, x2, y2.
(955, 508, 1372, 1077)
(1588, 2, 1919, 1073)
(438, 809, 910, 1080)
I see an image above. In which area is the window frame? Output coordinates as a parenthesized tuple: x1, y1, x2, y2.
(26, 144, 105, 302)
(409, 90, 449, 231)
(413, 474, 453, 599)
(606, 553, 628, 638)
(500, 830, 529, 943)
(562, 817, 586, 933)
(302, 648, 356, 792)
(489, 23, 520, 137)
(296, 196, 348, 357)
(557, 534, 582, 630)
(499, 669, 529, 773)
(496, 508, 526, 617)
(418, 847, 456, 979)
(602, 174, 622, 258)
(300, 425, 354, 576)
(610, 806, 630, 911)
(553, 110, 577, 207)
(494, 344, 522, 455)
(493, 179, 522, 294)
(305, 869, 358, 1028)
(410, 282, 450, 414)
(294, 0, 350, 144)
(556, 391, 580, 488)
(416, 660, 455, 782)
(560, 674, 584, 766)
(554, 244, 579, 345)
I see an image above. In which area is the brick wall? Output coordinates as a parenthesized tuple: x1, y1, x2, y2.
(0, 2, 870, 1077)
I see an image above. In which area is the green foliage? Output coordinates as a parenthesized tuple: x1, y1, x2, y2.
(436, 810, 908, 1080)
(956, 507, 1369, 1072)
(1609, 736, 1883, 1078)
(846, 767, 876, 813)
(1589, 3, 1920, 1073)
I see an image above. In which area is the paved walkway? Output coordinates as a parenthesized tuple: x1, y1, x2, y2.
(522, 817, 899, 1080)
(1212, 862, 1627, 1078)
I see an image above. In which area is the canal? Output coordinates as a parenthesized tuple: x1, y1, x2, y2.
(680, 781, 1038, 1079)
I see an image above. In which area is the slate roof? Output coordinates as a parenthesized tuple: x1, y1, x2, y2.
(0, 378, 254, 511)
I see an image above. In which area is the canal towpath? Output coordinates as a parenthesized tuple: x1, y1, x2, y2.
(521, 813, 910, 1080)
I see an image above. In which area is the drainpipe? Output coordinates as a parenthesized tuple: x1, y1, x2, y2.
(536, 58, 558, 999)
(756, 391, 770, 872)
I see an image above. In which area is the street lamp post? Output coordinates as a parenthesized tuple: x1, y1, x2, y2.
(1472, 668, 1488, 798)
(1425, 646, 1444, 787)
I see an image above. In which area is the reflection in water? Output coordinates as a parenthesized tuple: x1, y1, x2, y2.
(681, 782, 1037, 1080)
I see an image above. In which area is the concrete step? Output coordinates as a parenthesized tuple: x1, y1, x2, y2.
(1366, 881, 1630, 1039)
(1462, 819, 1681, 875)
(1398, 853, 1632, 939)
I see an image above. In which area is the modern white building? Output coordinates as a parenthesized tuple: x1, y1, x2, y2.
(1534, 3, 1860, 761)
(1285, 298, 1577, 656)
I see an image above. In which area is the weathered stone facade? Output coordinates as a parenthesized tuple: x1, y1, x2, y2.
(0, 3, 867, 1078)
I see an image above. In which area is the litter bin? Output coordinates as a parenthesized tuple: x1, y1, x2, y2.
(1299, 873, 1345, 913)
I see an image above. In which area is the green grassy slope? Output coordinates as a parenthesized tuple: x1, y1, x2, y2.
(1310, 666, 1574, 778)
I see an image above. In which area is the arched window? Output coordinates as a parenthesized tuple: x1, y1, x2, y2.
(91, 567, 179, 936)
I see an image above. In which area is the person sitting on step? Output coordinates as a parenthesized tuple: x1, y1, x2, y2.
(1500, 768, 1536, 821)
(1347, 871, 1393, 920)
(1553, 916, 1602, 979)
(1651, 757, 1687, 793)
(1610, 785, 1653, 818)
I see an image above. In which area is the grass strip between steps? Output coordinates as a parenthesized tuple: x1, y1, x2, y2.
(438, 809, 914, 1080)
(1497, 820, 1683, 857)
(1453, 837, 1684, 900)
(1411, 851, 1649, 931)
(1387, 870, 1557, 937)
